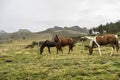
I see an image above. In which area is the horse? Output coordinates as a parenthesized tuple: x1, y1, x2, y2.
(89, 34, 119, 56)
(40, 40, 56, 54)
(54, 35, 74, 54)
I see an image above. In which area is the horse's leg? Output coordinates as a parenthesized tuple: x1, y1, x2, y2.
(71, 45, 73, 51)
(110, 44, 115, 56)
(94, 41, 102, 56)
(70, 43, 74, 53)
(68, 45, 71, 54)
(98, 45, 102, 56)
(116, 45, 119, 53)
(48, 47, 51, 54)
(116, 45, 120, 55)
(115, 41, 119, 54)
(56, 47, 59, 54)
(61, 48, 63, 54)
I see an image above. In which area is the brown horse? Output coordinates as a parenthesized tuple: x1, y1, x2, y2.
(54, 35, 74, 54)
(89, 34, 119, 56)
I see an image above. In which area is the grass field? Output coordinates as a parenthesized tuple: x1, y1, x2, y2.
(0, 41, 120, 80)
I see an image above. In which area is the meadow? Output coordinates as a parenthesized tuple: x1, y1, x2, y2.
(0, 39, 120, 80)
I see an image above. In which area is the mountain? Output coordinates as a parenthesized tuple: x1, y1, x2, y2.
(0, 26, 88, 42)
(17, 29, 31, 33)
(0, 30, 9, 41)
(0, 29, 32, 41)
(10, 29, 32, 39)
(66, 26, 88, 33)
(66, 26, 81, 31)
(52, 26, 63, 30)
(40, 26, 88, 37)
(0, 30, 7, 34)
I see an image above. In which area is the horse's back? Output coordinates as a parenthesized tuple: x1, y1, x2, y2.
(61, 38, 73, 42)
(96, 34, 118, 44)
(47, 41, 56, 47)
(60, 38, 73, 46)
(105, 34, 118, 42)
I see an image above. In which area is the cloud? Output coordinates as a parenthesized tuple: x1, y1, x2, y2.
(0, 0, 120, 32)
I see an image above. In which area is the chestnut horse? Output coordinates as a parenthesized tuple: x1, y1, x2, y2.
(89, 34, 119, 56)
(40, 40, 56, 54)
(54, 35, 74, 54)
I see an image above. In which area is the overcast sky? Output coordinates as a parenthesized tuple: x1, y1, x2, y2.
(0, 0, 120, 32)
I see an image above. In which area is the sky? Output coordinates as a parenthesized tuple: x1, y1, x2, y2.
(0, 0, 120, 32)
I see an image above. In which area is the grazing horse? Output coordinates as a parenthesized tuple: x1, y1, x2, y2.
(89, 34, 119, 56)
(40, 40, 56, 54)
(54, 35, 74, 54)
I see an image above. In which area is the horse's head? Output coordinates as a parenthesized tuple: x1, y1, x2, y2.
(40, 47, 43, 54)
(39, 40, 48, 54)
(54, 35, 60, 43)
(89, 46, 93, 55)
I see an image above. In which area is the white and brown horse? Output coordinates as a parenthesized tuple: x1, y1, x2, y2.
(89, 34, 119, 56)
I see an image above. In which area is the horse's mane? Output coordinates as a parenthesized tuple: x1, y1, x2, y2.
(40, 40, 48, 49)
(54, 35, 62, 43)
(43, 40, 48, 44)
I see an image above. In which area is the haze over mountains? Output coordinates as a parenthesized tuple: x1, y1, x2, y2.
(0, 26, 88, 41)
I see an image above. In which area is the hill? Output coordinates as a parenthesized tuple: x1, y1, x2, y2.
(10, 29, 32, 39)
(0, 26, 88, 42)
(39, 26, 88, 37)
(0, 30, 10, 41)
(0, 29, 31, 40)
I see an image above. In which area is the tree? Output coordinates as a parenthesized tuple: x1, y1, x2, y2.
(89, 29, 93, 35)
(90, 20, 120, 34)
(98, 24, 103, 35)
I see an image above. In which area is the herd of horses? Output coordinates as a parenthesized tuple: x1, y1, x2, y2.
(39, 34, 120, 56)
(40, 35, 74, 54)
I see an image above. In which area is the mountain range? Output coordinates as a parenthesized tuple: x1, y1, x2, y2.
(0, 26, 89, 42)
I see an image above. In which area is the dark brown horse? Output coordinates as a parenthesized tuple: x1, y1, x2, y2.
(40, 40, 55, 54)
(89, 34, 119, 56)
(40, 40, 56, 54)
(54, 35, 74, 54)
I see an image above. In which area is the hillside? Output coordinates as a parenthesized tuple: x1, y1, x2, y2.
(0, 29, 32, 41)
(0, 26, 88, 42)
(39, 26, 88, 37)
(0, 30, 10, 41)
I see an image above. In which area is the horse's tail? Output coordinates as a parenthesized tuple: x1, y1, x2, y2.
(115, 35, 119, 52)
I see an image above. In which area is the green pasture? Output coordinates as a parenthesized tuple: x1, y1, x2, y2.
(0, 40, 120, 80)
